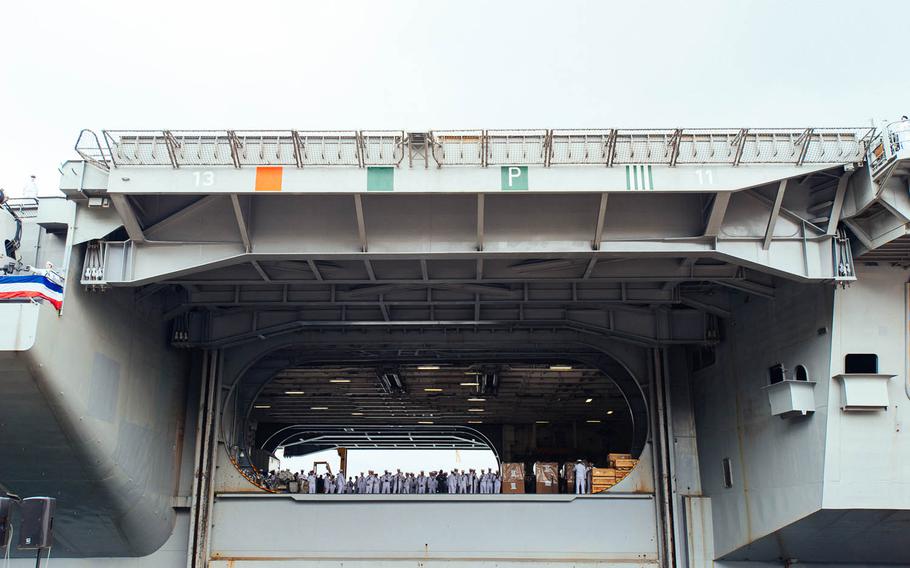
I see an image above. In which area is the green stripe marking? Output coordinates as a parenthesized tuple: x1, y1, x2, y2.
(501, 166, 528, 190)
(367, 167, 394, 191)
(625, 166, 631, 190)
(648, 165, 654, 190)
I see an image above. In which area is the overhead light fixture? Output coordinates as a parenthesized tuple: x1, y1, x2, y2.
(606, 410, 614, 415)
(254, 404, 271, 409)
(587, 420, 602, 424)
(285, 391, 305, 395)
(535, 420, 549, 424)
(424, 388, 443, 392)
(417, 421, 434, 425)
(467, 408, 485, 412)
(467, 397, 486, 402)
(464, 371, 480, 375)
(417, 365, 440, 370)
(460, 382, 480, 387)
(550, 365, 573, 371)
(310, 406, 329, 410)
(468, 420, 483, 424)
(351, 412, 364, 416)
(585, 398, 593, 403)
(330, 379, 351, 383)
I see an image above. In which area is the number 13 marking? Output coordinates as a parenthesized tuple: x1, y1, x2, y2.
(193, 171, 214, 187)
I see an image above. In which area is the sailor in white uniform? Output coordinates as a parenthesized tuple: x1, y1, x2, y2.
(457, 470, 468, 494)
(336, 471, 346, 494)
(574, 460, 588, 494)
(307, 471, 317, 494)
(371, 472, 381, 494)
(447, 470, 457, 494)
(417, 471, 427, 494)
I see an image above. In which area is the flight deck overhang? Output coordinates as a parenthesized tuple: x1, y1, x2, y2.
(62, 127, 871, 350)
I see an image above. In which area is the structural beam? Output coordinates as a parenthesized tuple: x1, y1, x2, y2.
(476, 194, 485, 251)
(307, 259, 324, 281)
(353, 194, 367, 252)
(250, 261, 270, 282)
(230, 194, 252, 253)
(145, 195, 222, 236)
(110, 194, 147, 243)
(364, 259, 377, 281)
(763, 179, 788, 250)
(712, 278, 775, 299)
(704, 193, 731, 237)
(593, 193, 608, 250)
(583, 258, 598, 279)
(826, 174, 850, 237)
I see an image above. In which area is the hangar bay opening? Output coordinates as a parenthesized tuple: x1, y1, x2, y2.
(219, 341, 651, 497)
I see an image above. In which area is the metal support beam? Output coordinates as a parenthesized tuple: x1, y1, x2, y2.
(732, 128, 748, 166)
(826, 173, 850, 237)
(476, 194, 485, 251)
(678, 294, 731, 318)
(583, 258, 598, 279)
(145, 195, 221, 236)
(704, 193, 731, 237)
(668, 129, 682, 167)
(307, 259, 324, 281)
(763, 179, 788, 250)
(110, 194, 147, 243)
(353, 194, 367, 252)
(712, 278, 775, 299)
(250, 261, 270, 282)
(379, 295, 390, 321)
(364, 259, 377, 281)
(593, 193, 608, 250)
(230, 194, 252, 253)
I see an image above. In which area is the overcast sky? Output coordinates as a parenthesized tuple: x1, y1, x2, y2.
(1, 0, 908, 195)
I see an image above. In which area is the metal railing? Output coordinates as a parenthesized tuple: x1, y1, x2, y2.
(73, 127, 875, 169)
(867, 120, 910, 174)
(5, 197, 39, 218)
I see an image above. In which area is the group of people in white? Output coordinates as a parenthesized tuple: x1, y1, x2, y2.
(266, 468, 503, 494)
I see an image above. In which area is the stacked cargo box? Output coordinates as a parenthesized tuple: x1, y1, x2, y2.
(501, 462, 525, 494)
(590, 454, 639, 493)
(534, 462, 559, 494)
(591, 467, 617, 493)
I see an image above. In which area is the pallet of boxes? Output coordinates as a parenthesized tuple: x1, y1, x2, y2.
(534, 462, 559, 494)
(591, 453, 639, 493)
(501, 462, 525, 494)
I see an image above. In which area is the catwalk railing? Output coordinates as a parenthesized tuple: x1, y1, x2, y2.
(74, 127, 875, 170)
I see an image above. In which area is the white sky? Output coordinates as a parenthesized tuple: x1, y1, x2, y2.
(2, 0, 909, 195)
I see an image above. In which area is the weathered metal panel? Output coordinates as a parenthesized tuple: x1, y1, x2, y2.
(0, 256, 190, 557)
(210, 494, 658, 564)
(103, 163, 841, 195)
(824, 265, 910, 510)
(684, 497, 714, 568)
(689, 280, 834, 557)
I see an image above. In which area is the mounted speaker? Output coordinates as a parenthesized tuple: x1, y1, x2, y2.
(0, 497, 13, 548)
(18, 497, 55, 549)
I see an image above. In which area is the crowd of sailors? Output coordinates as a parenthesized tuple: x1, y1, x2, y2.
(265, 468, 503, 494)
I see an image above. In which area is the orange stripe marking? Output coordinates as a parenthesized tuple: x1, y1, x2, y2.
(255, 167, 283, 191)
